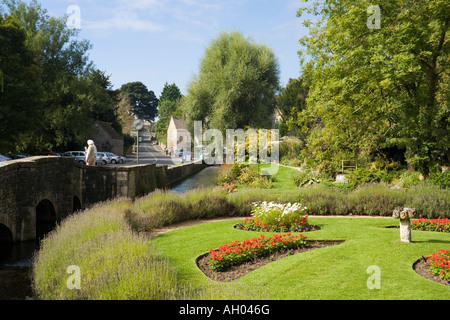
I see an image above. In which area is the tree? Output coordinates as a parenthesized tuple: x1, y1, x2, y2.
(115, 91, 135, 134)
(120, 81, 158, 122)
(2, 0, 96, 153)
(86, 70, 121, 132)
(0, 13, 42, 153)
(182, 31, 280, 133)
(276, 76, 310, 137)
(154, 82, 183, 137)
(297, 0, 450, 173)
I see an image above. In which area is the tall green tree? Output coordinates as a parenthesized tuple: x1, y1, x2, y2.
(2, 0, 97, 152)
(298, 0, 450, 173)
(182, 31, 280, 133)
(276, 76, 310, 137)
(0, 13, 42, 153)
(120, 81, 158, 122)
(154, 82, 182, 137)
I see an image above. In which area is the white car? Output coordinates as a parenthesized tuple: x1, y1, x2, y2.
(104, 152, 126, 164)
(65, 151, 87, 164)
(96, 152, 111, 165)
(65, 151, 109, 165)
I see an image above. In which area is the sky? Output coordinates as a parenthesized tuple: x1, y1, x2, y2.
(24, 0, 311, 97)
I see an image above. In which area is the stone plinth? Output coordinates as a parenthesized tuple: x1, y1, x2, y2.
(393, 207, 417, 243)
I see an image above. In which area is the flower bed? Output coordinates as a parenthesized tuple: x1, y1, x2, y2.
(411, 218, 450, 233)
(235, 201, 321, 233)
(208, 233, 307, 272)
(425, 249, 450, 281)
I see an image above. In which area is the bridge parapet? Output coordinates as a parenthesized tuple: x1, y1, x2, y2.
(0, 157, 206, 242)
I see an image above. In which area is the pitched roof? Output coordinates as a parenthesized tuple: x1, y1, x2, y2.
(95, 121, 123, 140)
(171, 116, 188, 130)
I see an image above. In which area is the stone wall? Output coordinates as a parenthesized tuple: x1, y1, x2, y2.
(0, 157, 206, 242)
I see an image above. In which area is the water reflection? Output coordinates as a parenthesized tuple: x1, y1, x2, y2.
(171, 166, 220, 193)
(0, 241, 36, 300)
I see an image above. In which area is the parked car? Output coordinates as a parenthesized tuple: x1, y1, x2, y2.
(65, 151, 87, 164)
(65, 151, 110, 165)
(8, 153, 32, 159)
(60, 152, 77, 158)
(39, 152, 62, 157)
(104, 152, 126, 164)
(96, 152, 111, 165)
(0, 154, 12, 162)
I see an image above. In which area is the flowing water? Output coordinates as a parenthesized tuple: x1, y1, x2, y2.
(0, 241, 36, 300)
(171, 165, 220, 193)
(0, 165, 221, 300)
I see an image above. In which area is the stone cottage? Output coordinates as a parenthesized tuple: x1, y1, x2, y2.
(167, 116, 190, 153)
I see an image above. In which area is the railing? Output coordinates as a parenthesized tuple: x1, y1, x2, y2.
(341, 160, 357, 173)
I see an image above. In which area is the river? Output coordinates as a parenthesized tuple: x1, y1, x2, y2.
(0, 165, 220, 300)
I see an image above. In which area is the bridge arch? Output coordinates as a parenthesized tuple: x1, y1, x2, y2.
(0, 223, 13, 244)
(73, 195, 82, 213)
(0, 223, 14, 261)
(36, 199, 57, 242)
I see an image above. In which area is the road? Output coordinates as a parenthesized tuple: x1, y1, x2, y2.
(123, 135, 177, 166)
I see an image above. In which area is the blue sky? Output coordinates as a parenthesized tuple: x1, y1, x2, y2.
(30, 0, 310, 97)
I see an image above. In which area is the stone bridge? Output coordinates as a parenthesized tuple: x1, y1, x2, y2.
(0, 156, 206, 243)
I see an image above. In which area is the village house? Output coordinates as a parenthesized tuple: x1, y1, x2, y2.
(166, 116, 190, 155)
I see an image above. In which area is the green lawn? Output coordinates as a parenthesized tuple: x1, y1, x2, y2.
(150, 216, 450, 300)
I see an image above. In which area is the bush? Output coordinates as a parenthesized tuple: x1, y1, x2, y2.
(398, 170, 422, 188)
(292, 171, 334, 187)
(133, 188, 242, 231)
(238, 166, 272, 188)
(279, 137, 304, 159)
(33, 199, 183, 300)
(346, 168, 375, 187)
(280, 156, 303, 167)
(216, 164, 272, 189)
(404, 184, 450, 218)
(430, 171, 450, 189)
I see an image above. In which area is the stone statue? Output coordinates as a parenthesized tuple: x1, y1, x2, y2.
(393, 207, 417, 243)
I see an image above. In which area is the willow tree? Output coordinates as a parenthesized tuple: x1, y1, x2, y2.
(298, 0, 449, 173)
(182, 31, 280, 134)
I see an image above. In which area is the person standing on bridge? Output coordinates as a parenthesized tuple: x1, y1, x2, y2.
(85, 140, 97, 166)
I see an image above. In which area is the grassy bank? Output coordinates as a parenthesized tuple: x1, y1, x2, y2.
(32, 198, 266, 300)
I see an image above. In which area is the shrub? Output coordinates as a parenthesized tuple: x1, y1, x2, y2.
(133, 188, 242, 231)
(32, 199, 183, 300)
(404, 184, 450, 218)
(279, 137, 304, 159)
(247, 201, 317, 232)
(348, 184, 406, 216)
(398, 170, 422, 188)
(346, 168, 375, 187)
(238, 166, 272, 188)
(316, 160, 339, 176)
(430, 171, 450, 189)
